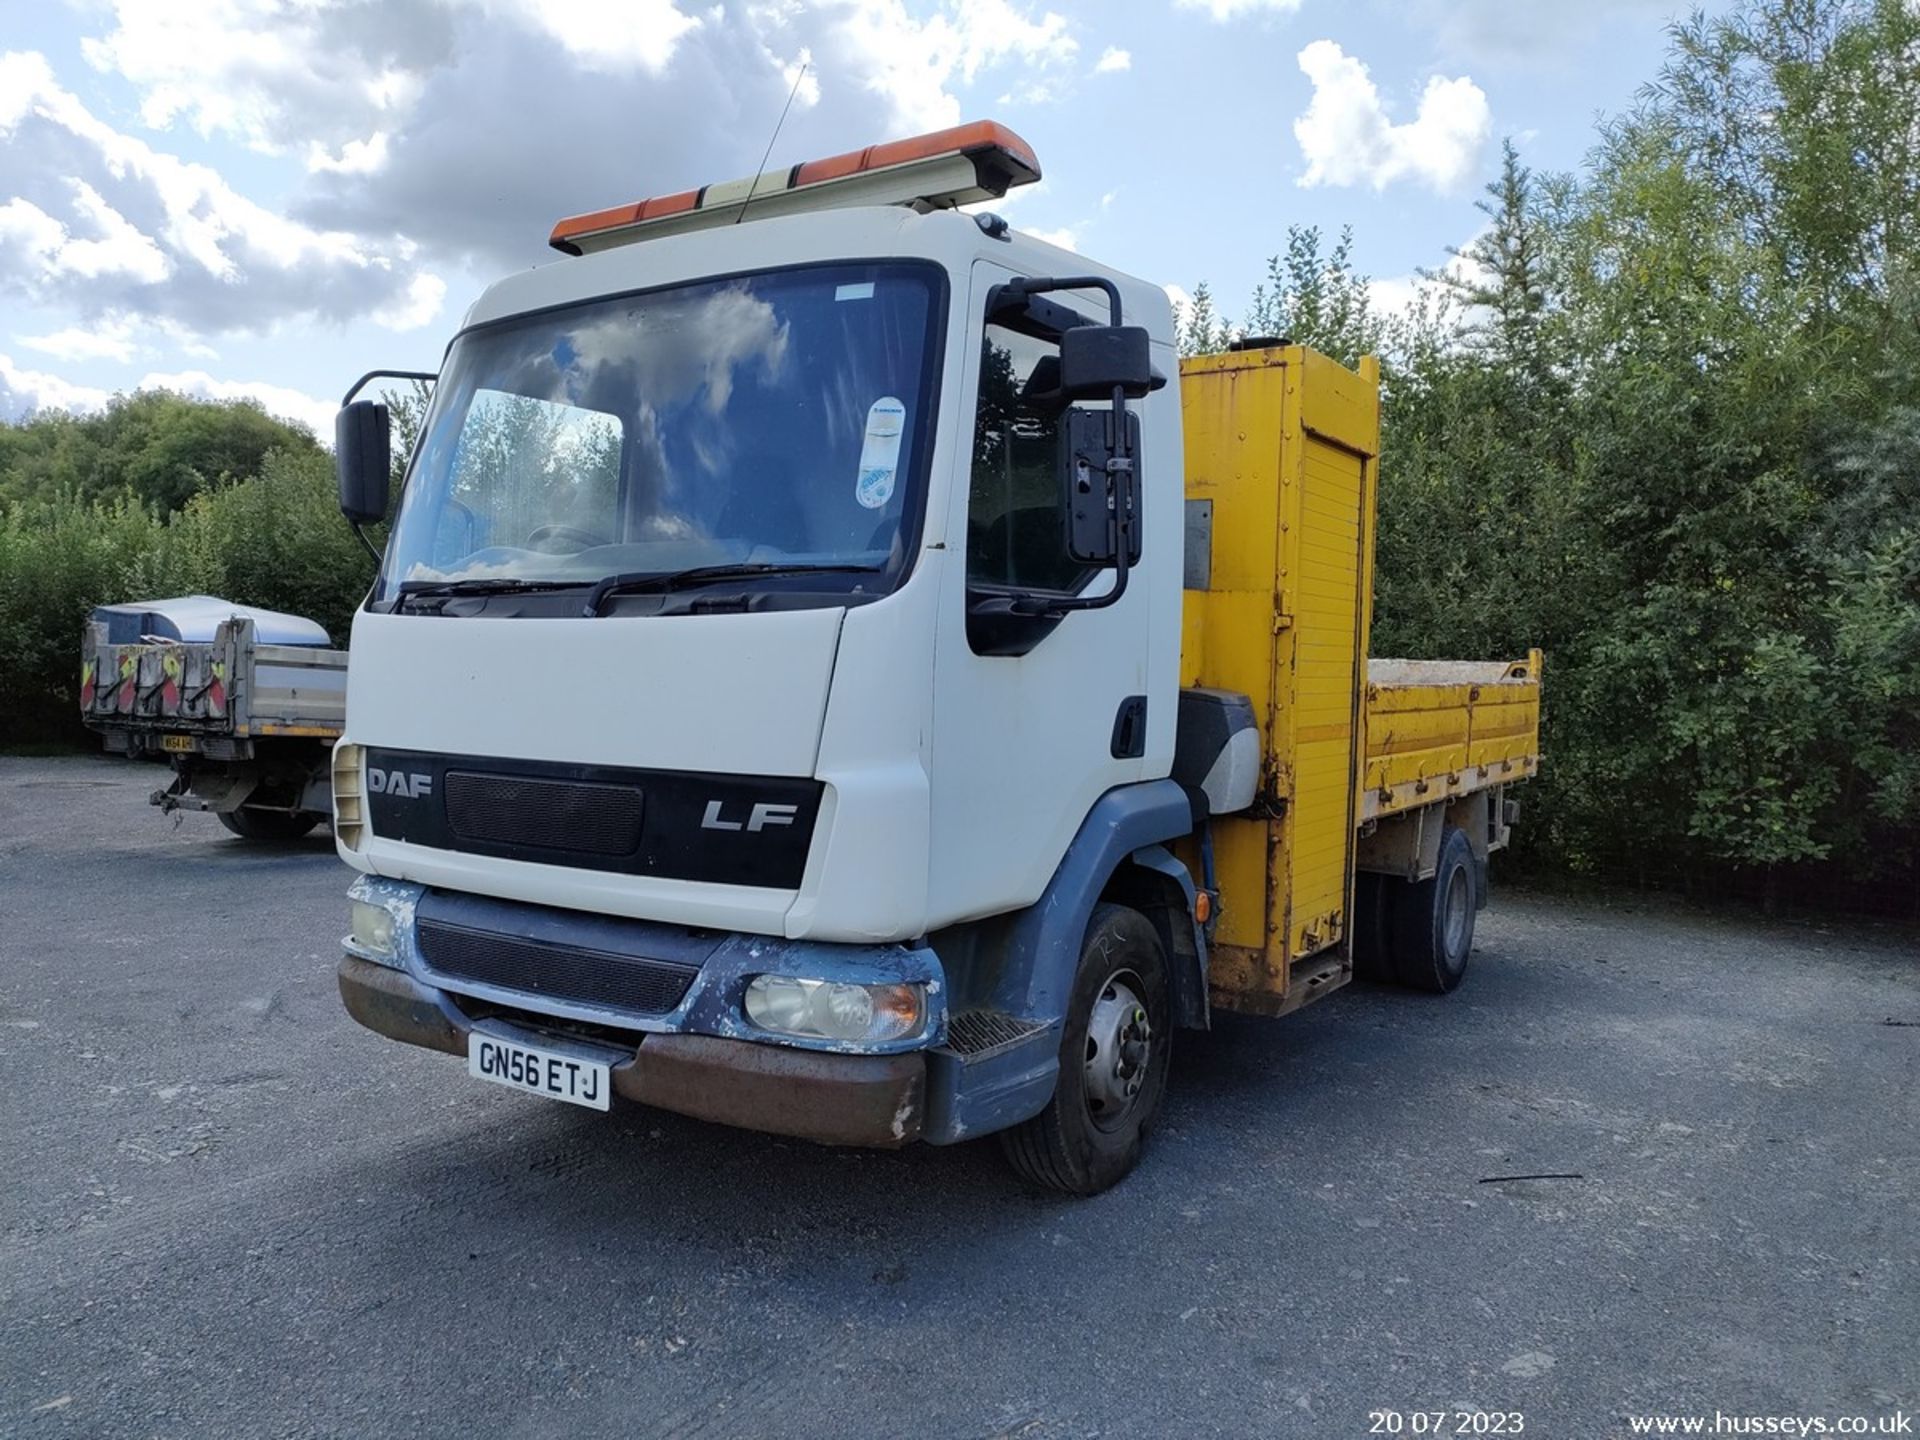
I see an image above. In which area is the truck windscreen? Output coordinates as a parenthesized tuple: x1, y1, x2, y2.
(375, 261, 944, 610)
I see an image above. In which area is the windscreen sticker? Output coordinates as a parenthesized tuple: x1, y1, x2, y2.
(835, 282, 877, 301)
(855, 397, 906, 509)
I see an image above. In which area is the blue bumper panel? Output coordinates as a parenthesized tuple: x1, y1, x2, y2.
(354, 877, 947, 1056)
(921, 1024, 1061, 1145)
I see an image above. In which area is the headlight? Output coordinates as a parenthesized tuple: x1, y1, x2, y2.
(743, 975, 925, 1044)
(347, 898, 397, 961)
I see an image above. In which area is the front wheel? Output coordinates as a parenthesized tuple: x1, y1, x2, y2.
(217, 807, 322, 842)
(999, 903, 1172, 1195)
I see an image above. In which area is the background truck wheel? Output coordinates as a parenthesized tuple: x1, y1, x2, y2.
(999, 903, 1172, 1196)
(217, 807, 322, 842)
(1389, 824, 1477, 994)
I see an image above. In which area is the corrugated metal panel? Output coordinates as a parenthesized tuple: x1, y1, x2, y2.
(1284, 435, 1367, 957)
(1177, 344, 1380, 1017)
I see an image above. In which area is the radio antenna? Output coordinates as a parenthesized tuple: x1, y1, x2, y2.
(737, 57, 809, 225)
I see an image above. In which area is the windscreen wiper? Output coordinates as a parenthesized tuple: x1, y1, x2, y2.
(583, 563, 882, 616)
(393, 577, 586, 612)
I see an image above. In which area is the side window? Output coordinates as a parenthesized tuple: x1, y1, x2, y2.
(967, 324, 1090, 594)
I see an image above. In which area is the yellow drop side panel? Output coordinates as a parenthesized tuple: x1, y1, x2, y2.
(1178, 346, 1380, 1017)
(1361, 653, 1543, 821)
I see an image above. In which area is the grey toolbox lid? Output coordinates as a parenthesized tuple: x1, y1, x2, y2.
(89, 595, 333, 647)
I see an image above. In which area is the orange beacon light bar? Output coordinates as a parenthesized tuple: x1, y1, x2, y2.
(548, 120, 1041, 255)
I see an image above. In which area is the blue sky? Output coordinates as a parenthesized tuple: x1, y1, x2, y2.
(0, 0, 1724, 435)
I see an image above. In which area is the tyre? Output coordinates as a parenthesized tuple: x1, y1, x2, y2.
(1350, 871, 1396, 982)
(217, 807, 322, 842)
(999, 903, 1172, 1195)
(1389, 824, 1477, 994)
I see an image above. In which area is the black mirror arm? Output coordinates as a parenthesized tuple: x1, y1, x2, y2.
(340, 369, 437, 406)
(994, 275, 1140, 620)
(347, 519, 384, 566)
(991, 274, 1123, 327)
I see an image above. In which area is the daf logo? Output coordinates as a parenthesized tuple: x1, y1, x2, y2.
(368, 769, 434, 800)
(701, 800, 798, 833)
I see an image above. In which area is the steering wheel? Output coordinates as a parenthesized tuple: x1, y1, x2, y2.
(524, 523, 605, 552)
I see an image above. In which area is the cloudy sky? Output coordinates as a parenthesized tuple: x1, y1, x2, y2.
(1, 0, 1718, 435)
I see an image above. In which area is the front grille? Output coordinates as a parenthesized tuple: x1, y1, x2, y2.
(418, 919, 697, 1015)
(443, 772, 643, 855)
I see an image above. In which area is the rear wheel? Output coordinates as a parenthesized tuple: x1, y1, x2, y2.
(218, 807, 322, 842)
(1389, 824, 1477, 993)
(999, 903, 1171, 1195)
(1350, 871, 1395, 982)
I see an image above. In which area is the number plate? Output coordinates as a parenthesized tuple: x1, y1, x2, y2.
(160, 734, 197, 754)
(467, 1034, 610, 1111)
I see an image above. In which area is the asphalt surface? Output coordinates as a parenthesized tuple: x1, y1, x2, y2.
(1, 754, 1916, 1439)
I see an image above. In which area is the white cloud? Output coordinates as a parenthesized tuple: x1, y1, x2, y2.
(77, 1, 700, 152)
(1292, 40, 1490, 193)
(0, 352, 110, 420)
(0, 184, 170, 285)
(1410, 0, 1675, 66)
(0, 348, 333, 434)
(1176, 0, 1304, 19)
(71, 2, 1082, 276)
(373, 271, 450, 332)
(0, 50, 445, 341)
(307, 132, 392, 177)
(15, 320, 140, 364)
(498, 0, 701, 72)
(136, 370, 335, 438)
(1095, 46, 1131, 73)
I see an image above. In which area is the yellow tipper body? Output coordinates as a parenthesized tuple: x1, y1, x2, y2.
(1178, 345, 1382, 1016)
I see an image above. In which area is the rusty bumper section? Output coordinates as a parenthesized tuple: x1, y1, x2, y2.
(337, 956, 925, 1148)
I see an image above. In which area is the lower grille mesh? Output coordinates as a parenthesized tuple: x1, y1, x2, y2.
(945, 1009, 1047, 1057)
(418, 919, 697, 1015)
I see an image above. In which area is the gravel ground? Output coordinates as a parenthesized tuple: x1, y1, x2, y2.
(1, 753, 1915, 1439)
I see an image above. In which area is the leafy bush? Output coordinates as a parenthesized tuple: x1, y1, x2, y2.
(1184, 0, 1920, 907)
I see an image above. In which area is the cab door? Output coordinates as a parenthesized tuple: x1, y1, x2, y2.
(921, 261, 1167, 930)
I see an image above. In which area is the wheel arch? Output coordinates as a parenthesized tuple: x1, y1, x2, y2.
(1100, 847, 1209, 1030)
(932, 779, 1197, 1026)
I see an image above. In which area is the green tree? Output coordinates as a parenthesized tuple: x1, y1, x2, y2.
(1175, 282, 1233, 357)
(1242, 225, 1385, 369)
(1431, 139, 1553, 378)
(0, 390, 321, 512)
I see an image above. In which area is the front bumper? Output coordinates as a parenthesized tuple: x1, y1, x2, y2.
(339, 956, 927, 1147)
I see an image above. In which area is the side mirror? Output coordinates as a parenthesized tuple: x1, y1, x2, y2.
(336, 400, 391, 524)
(1061, 408, 1143, 566)
(1059, 325, 1157, 401)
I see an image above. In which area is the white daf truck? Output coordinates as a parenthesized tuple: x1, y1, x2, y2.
(331, 122, 1541, 1193)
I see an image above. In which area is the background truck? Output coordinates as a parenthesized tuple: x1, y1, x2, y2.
(328, 120, 1541, 1193)
(80, 595, 345, 840)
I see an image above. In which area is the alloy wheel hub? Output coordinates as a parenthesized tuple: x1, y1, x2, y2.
(1084, 973, 1152, 1129)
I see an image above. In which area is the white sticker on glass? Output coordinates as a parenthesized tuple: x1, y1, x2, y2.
(835, 282, 876, 301)
(855, 397, 906, 509)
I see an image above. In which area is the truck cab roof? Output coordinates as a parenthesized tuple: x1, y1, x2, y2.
(455, 203, 1173, 347)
